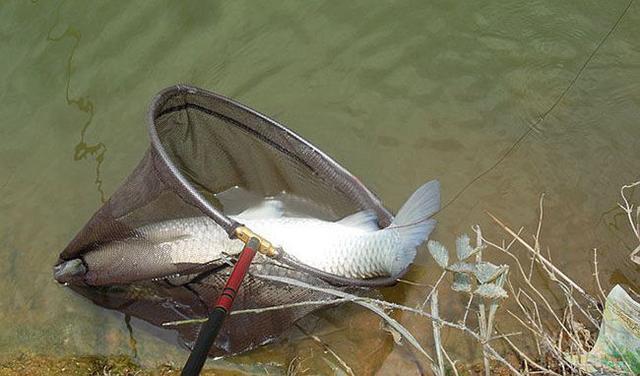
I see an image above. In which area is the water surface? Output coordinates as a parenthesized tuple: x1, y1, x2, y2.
(1, 1, 639, 374)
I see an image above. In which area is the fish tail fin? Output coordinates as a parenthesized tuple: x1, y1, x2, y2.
(387, 180, 440, 276)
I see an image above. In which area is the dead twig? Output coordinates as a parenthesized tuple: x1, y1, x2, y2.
(431, 290, 445, 376)
(619, 180, 640, 265)
(295, 324, 355, 376)
(487, 211, 586, 296)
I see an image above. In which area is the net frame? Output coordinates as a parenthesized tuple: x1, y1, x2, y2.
(55, 84, 407, 356)
(60, 84, 403, 286)
(147, 85, 393, 236)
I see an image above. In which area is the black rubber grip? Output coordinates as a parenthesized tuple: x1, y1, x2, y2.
(181, 307, 227, 376)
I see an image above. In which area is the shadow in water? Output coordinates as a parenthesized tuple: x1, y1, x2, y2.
(124, 314, 139, 360)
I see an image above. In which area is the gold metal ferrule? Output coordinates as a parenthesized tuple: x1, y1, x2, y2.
(234, 226, 278, 257)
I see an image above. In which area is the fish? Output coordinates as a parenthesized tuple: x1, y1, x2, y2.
(54, 180, 439, 286)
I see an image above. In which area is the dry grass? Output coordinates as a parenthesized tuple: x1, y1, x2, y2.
(159, 181, 640, 375)
(248, 191, 635, 375)
(619, 180, 640, 265)
(159, 195, 605, 375)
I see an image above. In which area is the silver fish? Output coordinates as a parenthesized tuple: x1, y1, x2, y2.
(54, 180, 439, 285)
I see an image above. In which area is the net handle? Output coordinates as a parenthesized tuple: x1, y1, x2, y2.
(181, 237, 261, 376)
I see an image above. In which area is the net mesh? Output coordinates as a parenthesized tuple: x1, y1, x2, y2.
(56, 85, 394, 356)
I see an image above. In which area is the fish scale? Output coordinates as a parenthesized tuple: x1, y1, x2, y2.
(54, 180, 439, 286)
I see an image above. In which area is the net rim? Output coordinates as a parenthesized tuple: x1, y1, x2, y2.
(146, 85, 402, 286)
(147, 84, 393, 235)
(147, 85, 237, 234)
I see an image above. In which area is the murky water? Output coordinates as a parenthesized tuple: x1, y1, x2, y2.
(1, 1, 639, 374)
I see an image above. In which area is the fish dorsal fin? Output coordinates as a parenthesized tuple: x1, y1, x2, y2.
(337, 210, 379, 231)
(236, 200, 284, 220)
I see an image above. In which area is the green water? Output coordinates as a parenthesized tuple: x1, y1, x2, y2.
(1, 1, 639, 374)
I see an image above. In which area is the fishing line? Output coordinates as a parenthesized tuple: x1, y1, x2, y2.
(388, 0, 635, 230)
(439, 0, 635, 212)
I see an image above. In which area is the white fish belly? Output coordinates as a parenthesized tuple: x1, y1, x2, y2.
(245, 218, 398, 278)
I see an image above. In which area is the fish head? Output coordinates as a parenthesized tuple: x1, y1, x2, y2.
(53, 258, 87, 284)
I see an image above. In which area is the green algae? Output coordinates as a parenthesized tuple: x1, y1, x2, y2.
(0, 353, 150, 376)
(0, 352, 251, 376)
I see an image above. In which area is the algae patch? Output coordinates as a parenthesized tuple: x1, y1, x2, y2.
(0, 352, 243, 376)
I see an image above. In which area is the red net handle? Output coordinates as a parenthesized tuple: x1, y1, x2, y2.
(182, 237, 260, 376)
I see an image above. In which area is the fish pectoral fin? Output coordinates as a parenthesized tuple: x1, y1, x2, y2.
(235, 199, 284, 220)
(337, 209, 380, 231)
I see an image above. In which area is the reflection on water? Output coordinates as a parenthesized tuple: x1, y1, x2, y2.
(0, 0, 639, 374)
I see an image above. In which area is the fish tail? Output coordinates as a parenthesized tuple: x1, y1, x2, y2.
(386, 180, 440, 276)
